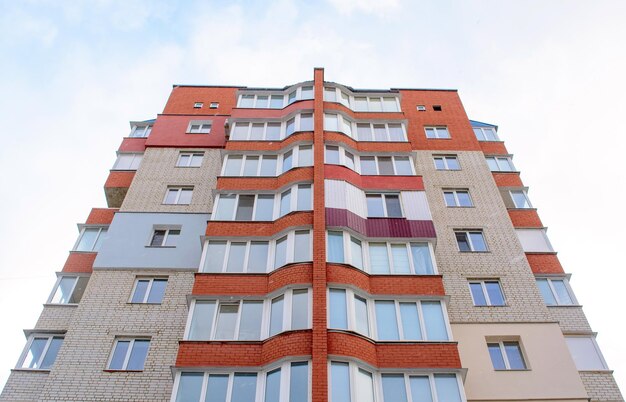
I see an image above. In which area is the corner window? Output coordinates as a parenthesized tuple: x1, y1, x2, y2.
(487, 341, 527, 370)
(433, 155, 460, 170)
(469, 280, 505, 306)
(486, 156, 515, 172)
(187, 121, 212, 134)
(510, 190, 532, 208)
(113, 153, 142, 170)
(107, 338, 150, 371)
(455, 230, 488, 252)
(131, 278, 167, 303)
(129, 124, 152, 138)
(366, 194, 403, 217)
(425, 126, 450, 139)
(536, 278, 575, 305)
(565, 337, 608, 370)
(48, 276, 89, 304)
(443, 189, 473, 207)
(149, 228, 180, 247)
(74, 227, 108, 252)
(164, 187, 193, 205)
(18, 335, 64, 370)
(177, 152, 204, 167)
(473, 126, 499, 141)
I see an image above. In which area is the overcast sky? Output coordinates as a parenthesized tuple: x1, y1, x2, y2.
(0, 0, 624, 393)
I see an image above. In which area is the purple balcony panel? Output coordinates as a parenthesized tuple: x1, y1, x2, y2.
(325, 208, 436, 238)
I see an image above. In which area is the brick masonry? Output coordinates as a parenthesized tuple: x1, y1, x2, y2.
(580, 371, 624, 402)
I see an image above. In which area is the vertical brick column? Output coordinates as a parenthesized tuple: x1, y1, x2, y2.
(312, 67, 328, 402)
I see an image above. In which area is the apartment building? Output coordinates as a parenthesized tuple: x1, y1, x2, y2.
(1, 68, 622, 402)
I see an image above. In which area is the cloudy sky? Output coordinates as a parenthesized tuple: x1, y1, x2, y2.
(1, 0, 624, 393)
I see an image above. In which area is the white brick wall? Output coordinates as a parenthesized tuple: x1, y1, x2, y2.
(580, 371, 624, 401)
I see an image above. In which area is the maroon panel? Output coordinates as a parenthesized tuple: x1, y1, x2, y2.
(118, 138, 147, 152)
(325, 164, 424, 190)
(326, 208, 436, 238)
(145, 114, 227, 148)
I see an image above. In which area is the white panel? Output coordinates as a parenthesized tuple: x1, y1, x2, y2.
(345, 182, 367, 218)
(401, 191, 433, 220)
(515, 229, 554, 252)
(566, 337, 608, 370)
(325, 180, 347, 210)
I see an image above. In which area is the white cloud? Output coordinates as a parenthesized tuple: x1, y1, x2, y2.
(325, 0, 400, 15)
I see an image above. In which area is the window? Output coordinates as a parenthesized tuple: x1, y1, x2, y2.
(565, 337, 608, 370)
(425, 126, 450, 139)
(358, 155, 413, 175)
(107, 338, 150, 371)
(177, 152, 203, 167)
(473, 126, 498, 141)
(149, 228, 180, 247)
(129, 124, 152, 138)
(237, 87, 313, 109)
(213, 185, 312, 221)
(193, 102, 203, 108)
(164, 187, 193, 205)
(325, 145, 340, 164)
(223, 154, 282, 177)
(366, 194, 403, 217)
(187, 121, 212, 134)
(209, 102, 219, 109)
(174, 361, 309, 402)
(487, 341, 527, 370)
(433, 155, 460, 170)
(510, 190, 532, 208)
(352, 96, 399, 112)
(416, 105, 426, 111)
(469, 280, 505, 306)
(113, 153, 142, 170)
(433, 105, 442, 111)
(329, 361, 462, 402)
(455, 230, 488, 252)
(324, 87, 337, 102)
(486, 156, 515, 172)
(201, 230, 311, 273)
(443, 189, 473, 207)
(355, 122, 406, 142)
(18, 335, 63, 370)
(187, 289, 310, 340)
(536, 278, 575, 305)
(48, 276, 89, 304)
(515, 229, 553, 252)
(230, 114, 312, 141)
(131, 278, 167, 303)
(74, 227, 108, 252)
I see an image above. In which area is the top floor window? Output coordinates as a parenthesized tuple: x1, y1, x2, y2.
(473, 126, 499, 141)
(129, 124, 152, 138)
(187, 121, 212, 134)
(237, 85, 314, 109)
(323, 86, 401, 112)
(74, 227, 108, 252)
(486, 156, 515, 172)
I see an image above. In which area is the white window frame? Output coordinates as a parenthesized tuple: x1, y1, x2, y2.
(199, 229, 313, 273)
(486, 156, 516, 172)
(112, 153, 142, 170)
(221, 145, 313, 177)
(487, 340, 527, 370)
(209, 102, 219, 109)
(184, 288, 312, 341)
(129, 277, 168, 304)
(454, 230, 488, 252)
(351, 119, 408, 142)
(186, 120, 212, 134)
(357, 154, 415, 176)
(424, 126, 450, 139)
(443, 189, 473, 207)
(46, 274, 89, 304)
(535, 277, 577, 305)
(163, 187, 193, 205)
(229, 113, 313, 141)
(365, 193, 404, 218)
(148, 227, 181, 247)
(16, 334, 64, 370)
(129, 124, 152, 138)
(473, 126, 499, 141)
(236, 84, 315, 109)
(193, 102, 203, 108)
(468, 280, 506, 306)
(106, 338, 151, 371)
(433, 155, 460, 170)
(73, 226, 108, 252)
(176, 152, 204, 167)
(565, 336, 609, 371)
(510, 189, 533, 208)
(325, 231, 438, 275)
(416, 105, 427, 111)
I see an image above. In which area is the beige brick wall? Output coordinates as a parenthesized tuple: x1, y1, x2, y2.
(120, 148, 221, 213)
(0, 371, 48, 401)
(35, 305, 77, 331)
(549, 306, 592, 332)
(36, 269, 193, 401)
(414, 151, 551, 323)
(579, 371, 624, 401)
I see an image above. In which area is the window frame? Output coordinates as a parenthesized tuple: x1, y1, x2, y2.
(221, 145, 313, 177)
(468, 280, 506, 306)
(16, 334, 64, 371)
(209, 102, 219, 109)
(509, 189, 533, 209)
(186, 120, 212, 134)
(424, 126, 451, 139)
(365, 193, 404, 218)
(487, 340, 528, 371)
(176, 152, 204, 167)
(73, 226, 108, 252)
(46, 274, 89, 305)
(193, 102, 203, 108)
(163, 187, 194, 205)
(454, 230, 488, 252)
(535, 277, 577, 306)
(229, 113, 313, 141)
(129, 277, 168, 304)
(473, 126, 499, 141)
(106, 338, 151, 371)
(148, 227, 181, 247)
(485, 156, 516, 172)
(112, 153, 143, 170)
(443, 189, 473, 207)
(129, 124, 152, 138)
(323, 114, 407, 142)
(433, 155, 460, 170)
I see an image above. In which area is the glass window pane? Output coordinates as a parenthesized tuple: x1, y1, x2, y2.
(350, 237, 363, 269)
(176, 373, 204, 402)
(286, 118, 295, 136)
(375, 301, 400, 340)
(325, 146, 340, 164)
(215, 195, 236, 220)
(300, 113, 313, 131)
(274, 236, 287, 269)
(226, 242, 246, 272)
(205, 374, 229, 402)
(486, 157, 499, 171)
(369, 243, 390, 274)
(382, 374, 408, 402)
(250, 123, 264, 140)
(354, 97, 368, 111)
(485, 282, 505, 306)
(298, 145, 313, 166)
(400, 302, 422, 340)
(378, 157, 394, 175)
(280, 190, 291, 217)
(457, 191, 472, 207)
(437, 127, 450, 138)
(324, 114, 339, 131)
(324, 87, 337, 101)
(354, 296, 369, 336)
(231, 374, 257, 402)
(434, 374, 461, 402)
(446, 157, 460, 170)
(329, 289, 348, 329)
(511, 191, 530, 208)
(256, 95, 269, 108)
(147, 279, 167, 303)
(498, 157, 514, 171)
(108, 340, 129, 370)
(301, 86, 313, 99)
(164, 229, 180, 247)
(369, 98, 382, 112)
(473, 128, 485, 140)
(265, 368, 281, 402)
(224, 156, 243, 176)
(282, 150, 293, 173)
(394, 157, 412, 175)
(260, 155, 277, 176)
(425, 128, 436, 138)
(360, 156, 377, 174)
(23, 338, 48, 368)
(469, 232, 487, 251)
(235, 195, 254, 221)
(434, 157, 446, 170)
(289, 362, 309, 402)
(536, 279, 557, 305)
(150, 230, 166, 246)
(504, 342, 526, 369)
(239, 302, 262, 340)
(215, 304, 238, 340)
(356, 123, 372, 141)
(331, 362, 351, 402)
(469, 283, 487, 306)
(342, 118, 352, 136)
(189, 301, 216, 340)
(240, 95, 254, 108)
(294, 231, 311, 262)
(70, 276, 88, 303)
(340, 92, 350, 107)
(388, 124, 404, 141)
(488, 343, 506, 369)
(232, 123, 249, 140)
(391, 244, 410, 273)
(297, 185, 312, 211)
(373, 124, 387, 141)
(40, 337, 63, 370)
(383, 97, 398, 111)
(76, 229, 98, 251)
(327, 232, 344, 263)
(179, 189, 193, 205)
(356, 369, 375, 402)
(269, 296, 284, 336)
(288, 91, 297, 104)
(345, 152, 355, 170)
(366, 195, 384, 217)
(552, 280, 573, 304)
(270, 95, 283, 109)
(422, 301, 448, 340)
(52, 277, 78, 304)
(248, 242, 269, 273)
(266, 123, 281, 140)
(456, 233, 471, 252)
(242, 156, 259, 176)
(410, 376, 433, 402)
(443, 192, 457, 207)
(411, 243, 434, 274)
(126, 339, 149, 370)
(254, 195, 274, 221)
(204, 242, 227, 272)
(291, 289, 309, 330)
(385, 195, 402, 217)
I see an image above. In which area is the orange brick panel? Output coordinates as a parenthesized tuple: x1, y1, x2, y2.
(176, 331, 312, 367)
(325, 164, 424, 190)
(206, 212, 313, 237)
(327, 264, 445, 296)
(192, 264, 313, 295)
(231, 100, 314, 118)
(225, 132, 314, 151)
(327, 332, 461, 368)
(508, 210, 543, 227)
(104, 171, 135, 188)
(479, 141, 509, 155)
(62, 252, 96, 273)
(325, 132, 413, 153)
(85, 208, 118, 225)
(526, 253, 565, 274)
(492, 172, 523, 187)
(118, 137, 147, 152)
(163, 86, 240, 115)
(217, 167, 314, 190)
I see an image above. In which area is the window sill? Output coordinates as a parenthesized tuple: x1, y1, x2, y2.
(473, 304, 509, 307)
(490, 170, 520, 174)
(43, 303, 79, 307)
(127, 302, 163, 305)
(161, 203, 191, 206)
(185, 132, 211, 135)
(104, 369, 144, 373)
(12, 368, 51, 373)
(546, 304, 583, 308)
(425, 137, 452, 140)
(446, 206, 475, 208)
(477, 139, 504, 143)
(458, 250, 490, 253)
(493, 368, 530, 372)
(145, 245, 176, 249)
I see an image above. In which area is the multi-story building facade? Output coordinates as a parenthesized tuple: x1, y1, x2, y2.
(1, 68, 622, 402)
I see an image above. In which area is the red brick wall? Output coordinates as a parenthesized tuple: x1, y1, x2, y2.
(162, 86, 240, 115)
(145, 115, 227, 148)
(226, 132, 314, 151)
(205, 212, 313, 237)
(104, 171, 135, 188)
(85, 208, 118, 225)
(118, 137, 147, 152)
(62, 252, 96, 273)
(325, 164, 424, 190)
(217, 167, 313, 190)
(526, 253, 565, 274)
(493, 172, 524, 187)
(508, 210, 543, 227)
(480, 141, 509, 155)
